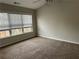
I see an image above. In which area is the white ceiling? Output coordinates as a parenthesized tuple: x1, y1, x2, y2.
(0, 0, 79, 9)
(0, 0, 46, 9)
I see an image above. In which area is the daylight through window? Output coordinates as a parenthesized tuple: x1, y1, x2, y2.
(0, 13, 33, 39)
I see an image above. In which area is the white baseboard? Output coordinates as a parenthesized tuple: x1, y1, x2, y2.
(39, 35, 79, 45)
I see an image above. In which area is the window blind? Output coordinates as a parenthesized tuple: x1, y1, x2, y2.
(0, 13, 10, 30)
(0, 13, 33, 30)
(9, 14, 22, 28)
(22, 15, 32, 27)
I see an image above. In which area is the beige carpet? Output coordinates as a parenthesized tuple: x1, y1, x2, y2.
(0, 37, 79, 59)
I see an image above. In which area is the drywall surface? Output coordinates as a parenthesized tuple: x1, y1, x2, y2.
(37, 2, 79, 43)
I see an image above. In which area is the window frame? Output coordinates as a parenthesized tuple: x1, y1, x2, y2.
(0, 13, 33, 39)
(22, 14, 33, 33)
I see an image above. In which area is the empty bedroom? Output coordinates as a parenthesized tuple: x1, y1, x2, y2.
(0, 0, 79, 59)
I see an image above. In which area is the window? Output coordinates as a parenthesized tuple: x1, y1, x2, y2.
(22, 15, 33, 33)
(11, 29, 23, 36)
(9, 14, 22, 28)
(0, 13, 33, 39)
(9, 14, 23, 36)
(24, 28, 33, 33)
(0, 31, 10, 38)
(0, 13, 10, 38)
(22, 15, 32, 27)
(0, 13, 10, 30)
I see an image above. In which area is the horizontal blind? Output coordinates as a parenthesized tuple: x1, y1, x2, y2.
(22, 15, 32, 27)
(9, 14, 22, 28)
(0, 13, 10, 30)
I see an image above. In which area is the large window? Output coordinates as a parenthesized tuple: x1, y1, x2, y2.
(0, 13, 33, 39)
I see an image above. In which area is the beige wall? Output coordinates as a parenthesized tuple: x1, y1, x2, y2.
(37, 1, 79, 43)
(0, 3, 37, 47)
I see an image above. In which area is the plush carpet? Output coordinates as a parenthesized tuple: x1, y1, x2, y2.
(0, 37, 79, 59)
